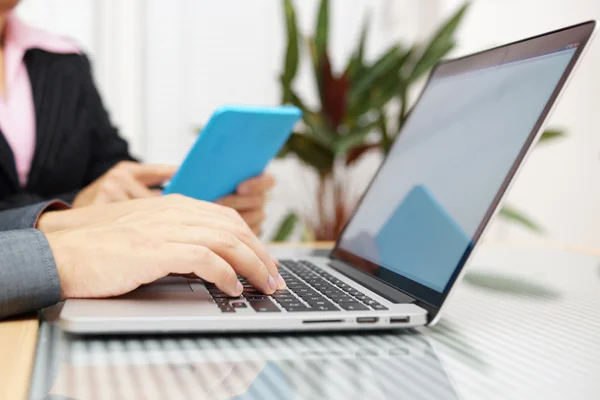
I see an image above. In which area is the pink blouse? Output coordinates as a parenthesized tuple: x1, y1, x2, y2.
(0, 13, 79, 187)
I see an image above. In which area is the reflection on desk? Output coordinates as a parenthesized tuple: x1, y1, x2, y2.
(25, 245, 600, 400)
(31, 320, 458, 400)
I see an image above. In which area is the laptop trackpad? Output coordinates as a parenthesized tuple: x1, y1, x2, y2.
(135, 276, 194, 293)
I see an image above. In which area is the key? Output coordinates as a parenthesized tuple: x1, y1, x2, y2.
(219, 306, 235, 313)
(372, 304, 388, 310)
(275, 298, 296, 304)
(246, 295, 269, 301)
(313, 300, 334, 307)
(314, 305, 339, 311)
(231, 302, 247, 308)
(304, 296, 326, 303)
(212, 294, 241, 299)
(250, 301, 281, 312)
(340, 303, 370, 311)
(336, 298, 361, 304)
(283, 306, 311, 312)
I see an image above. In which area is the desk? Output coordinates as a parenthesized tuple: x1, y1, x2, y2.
(3, 242, 600, 399)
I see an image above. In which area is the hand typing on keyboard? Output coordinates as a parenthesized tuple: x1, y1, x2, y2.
(206, 260, 388, 313)
(43, 195, 285, 301)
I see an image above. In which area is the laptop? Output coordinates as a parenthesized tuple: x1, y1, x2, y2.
(60, 21, 596, 334)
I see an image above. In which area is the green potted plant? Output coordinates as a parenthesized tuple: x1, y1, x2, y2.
(273, 0, 563, 241)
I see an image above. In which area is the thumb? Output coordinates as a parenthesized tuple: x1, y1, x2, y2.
(132, 164, 178, 186)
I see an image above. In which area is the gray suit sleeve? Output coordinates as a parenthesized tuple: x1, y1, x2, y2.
(0, 201, 69, 231)
(0, 229, 62, 320)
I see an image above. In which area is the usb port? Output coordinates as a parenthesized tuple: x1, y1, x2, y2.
(356, 317, 379, 324)
(390, 317, 410, 324)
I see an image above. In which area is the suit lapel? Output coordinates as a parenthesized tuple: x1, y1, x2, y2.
(26, 50, 52, 189)
(0, 127, 19, 190)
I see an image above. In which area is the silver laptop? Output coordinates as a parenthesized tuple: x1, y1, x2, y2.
(60, 21, 595, 334)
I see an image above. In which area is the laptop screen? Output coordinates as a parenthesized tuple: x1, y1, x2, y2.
(334, 22, 593, 309)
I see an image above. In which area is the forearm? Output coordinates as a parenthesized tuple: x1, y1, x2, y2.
(0, 230, 62, 320)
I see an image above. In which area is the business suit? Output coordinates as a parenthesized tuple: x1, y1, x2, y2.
(0, 201, 62, 319)
(0, 49, 134, 211)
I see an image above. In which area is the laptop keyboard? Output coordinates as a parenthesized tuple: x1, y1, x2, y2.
(205, 260, 389, 313)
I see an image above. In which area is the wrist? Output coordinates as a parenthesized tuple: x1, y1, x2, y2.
(37, 211, 64, 233)
(45, 231, 72, 300)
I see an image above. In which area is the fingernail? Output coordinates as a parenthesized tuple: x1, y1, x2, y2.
(267, 275, 278, 293)
(276, 273, 286, 290)
(238, 185, 249, 194)
(234, 281, 243, 296)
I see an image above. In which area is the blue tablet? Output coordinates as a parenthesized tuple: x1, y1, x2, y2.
(164, 105, 302, 201)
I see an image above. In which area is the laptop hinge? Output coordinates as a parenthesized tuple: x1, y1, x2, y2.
(327, 259, 417, 304)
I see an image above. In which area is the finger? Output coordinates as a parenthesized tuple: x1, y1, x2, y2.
(251, 226, 262, 237)
(99, 181, 130, 203)
(166, 227, 277, 294)
(164, 194, 246, 224)
(164, 211, 281, 287)
(121, 174, 156, 199)
(215, 194, 266, 211)
(166, 243, 242, 296)
(237, 173, 275, 195)
(148, 196, 278, 277)
(239, 210, 266, 227)
(131, 164, 178, 186)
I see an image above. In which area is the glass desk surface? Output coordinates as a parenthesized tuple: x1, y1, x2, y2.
(29, 246, 600, 400)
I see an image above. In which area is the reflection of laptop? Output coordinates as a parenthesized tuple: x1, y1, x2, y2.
(38, 327, 460, 399)
(60, 21, 595, 333)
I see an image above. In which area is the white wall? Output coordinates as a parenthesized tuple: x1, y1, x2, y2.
(13, 0, 600, 247)
(441, 0, 600, 247)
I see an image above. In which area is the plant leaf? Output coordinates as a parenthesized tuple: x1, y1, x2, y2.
(280, 0, 300, 103)
(285, 89, 335, 148)
(376, 108, 393, 153)
(346, 143, 380, 165)
(285, 133, 335, 173)
(498, 205, 543, 233)
(349, 46, 406, 105)
(307, 37, 326, 109)
(302, 222, 316, 242)
(315, 0, 329, 63)
(538, 129, 565, 144)
(271, 212, 299, 242)
(334, 120, 378, 155)
(409, 41, 454, 82)
(347, 47, 412, 123)
(409, 2, 469, 81)
(345, 13, 370, 81)
(321, 53, 350, 129)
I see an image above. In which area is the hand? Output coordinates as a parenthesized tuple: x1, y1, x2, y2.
(72, 161, 177, 207)
(44, 194, 286, 299)
(216, 173, 275, 235)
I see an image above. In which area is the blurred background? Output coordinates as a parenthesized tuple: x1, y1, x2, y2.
(15, 0, 600, 247)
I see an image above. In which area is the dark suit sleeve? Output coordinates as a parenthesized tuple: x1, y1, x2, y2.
(0, 229, 61, 320)
(0, 201, 70, 231)
(79, 54, 137, 182)
(0, 192, 77, 211)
